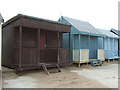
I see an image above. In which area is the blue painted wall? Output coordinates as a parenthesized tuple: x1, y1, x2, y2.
(80, 35, 89, 49)
(98, 37, 104, 49)
(104, 37, 119, 59)
(89, 36, 97, 59)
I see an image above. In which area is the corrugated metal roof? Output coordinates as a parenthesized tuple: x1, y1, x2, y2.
(62, 16, 104, 36)
(98, 29, 119, 38)
(110, 28, 120, 36)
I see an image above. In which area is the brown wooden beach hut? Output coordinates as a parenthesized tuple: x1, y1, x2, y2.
(2, 14, 71, 74)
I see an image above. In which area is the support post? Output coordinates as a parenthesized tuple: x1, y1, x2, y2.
(108, 38, 110, 62)
(78, 34, 80, 67)
(38, 29, 40, 65)
(103, 37, 105, 61)
(57, 32, 59, 64)
(69, 33, 72, 64)
(89, 35, 90, 60)
(19, 26, 22, 68)
(113, 38, 115, 61)
(72, 35, 74, 64)
(69, 33, 70, 49)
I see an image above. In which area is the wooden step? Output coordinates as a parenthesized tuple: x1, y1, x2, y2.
(42, 64, 62, 75)
(90, 59, 102, 67)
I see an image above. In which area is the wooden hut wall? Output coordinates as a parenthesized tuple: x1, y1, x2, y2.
(2, 15, 71, 70)
(2, 19, 21, 68)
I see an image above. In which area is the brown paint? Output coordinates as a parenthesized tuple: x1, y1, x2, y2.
(2, 14, 71, 71)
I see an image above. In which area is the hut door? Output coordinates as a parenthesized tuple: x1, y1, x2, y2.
(39, 30, 46, 63)
(40, 30, 46, 50)
(39, 30, 58, 63)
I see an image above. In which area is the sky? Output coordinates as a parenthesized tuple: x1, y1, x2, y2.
(0, 0, 119, 30)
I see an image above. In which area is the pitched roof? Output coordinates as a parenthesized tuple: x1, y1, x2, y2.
(110, 28, 120, 36)
(0, 13, 4, 23)
(60, 16, 105, 36)
(3, 14, 70, 27)
(98, 29, 119, 38)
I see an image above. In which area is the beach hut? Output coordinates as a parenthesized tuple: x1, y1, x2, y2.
(2, 14, 71, 73)
(58, 16, 105, 67)
(110, 29, 120, 57)
(98, 29, 119, 61)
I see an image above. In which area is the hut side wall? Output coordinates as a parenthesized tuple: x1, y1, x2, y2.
(104, 37, 119, 59)
(2, 19, 21, 68)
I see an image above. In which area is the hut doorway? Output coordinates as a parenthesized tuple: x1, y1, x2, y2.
(39, 30, 58, 64)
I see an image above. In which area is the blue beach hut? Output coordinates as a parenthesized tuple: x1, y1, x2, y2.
(98, 29, 119, 61)
(59, 16, 105, 67)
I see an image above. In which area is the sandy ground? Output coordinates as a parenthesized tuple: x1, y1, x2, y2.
(71, 64, 118, 88)
(1, 60, 119, 88)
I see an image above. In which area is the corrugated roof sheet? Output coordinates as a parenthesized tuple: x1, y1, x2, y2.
(62, 16, 104, 36)
(98, 29, 119, 38)
(110, 28, 120, 36)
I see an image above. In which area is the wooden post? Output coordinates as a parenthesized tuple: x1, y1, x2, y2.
(113, 38, 115, 61)
(38, 29, 40, 65)
(89, 35, 90, 60)
(57, 31, 59, 64)
(69, 33, 70, 48)
(96, 36, 98, 60)
(103, 37, 105, 50)
(19, 26, 22, 68)
(69, 33, 71, 64)
(78, 34, 80, 67)
(108, 38, 110, 62)
(103, 37, 105, 62)
(72, 35, 74, 64)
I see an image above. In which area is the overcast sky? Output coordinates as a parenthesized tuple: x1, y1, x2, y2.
(0, 0, 119, 30)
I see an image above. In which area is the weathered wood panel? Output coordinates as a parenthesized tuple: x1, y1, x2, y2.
(21, 48, 38, 66)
